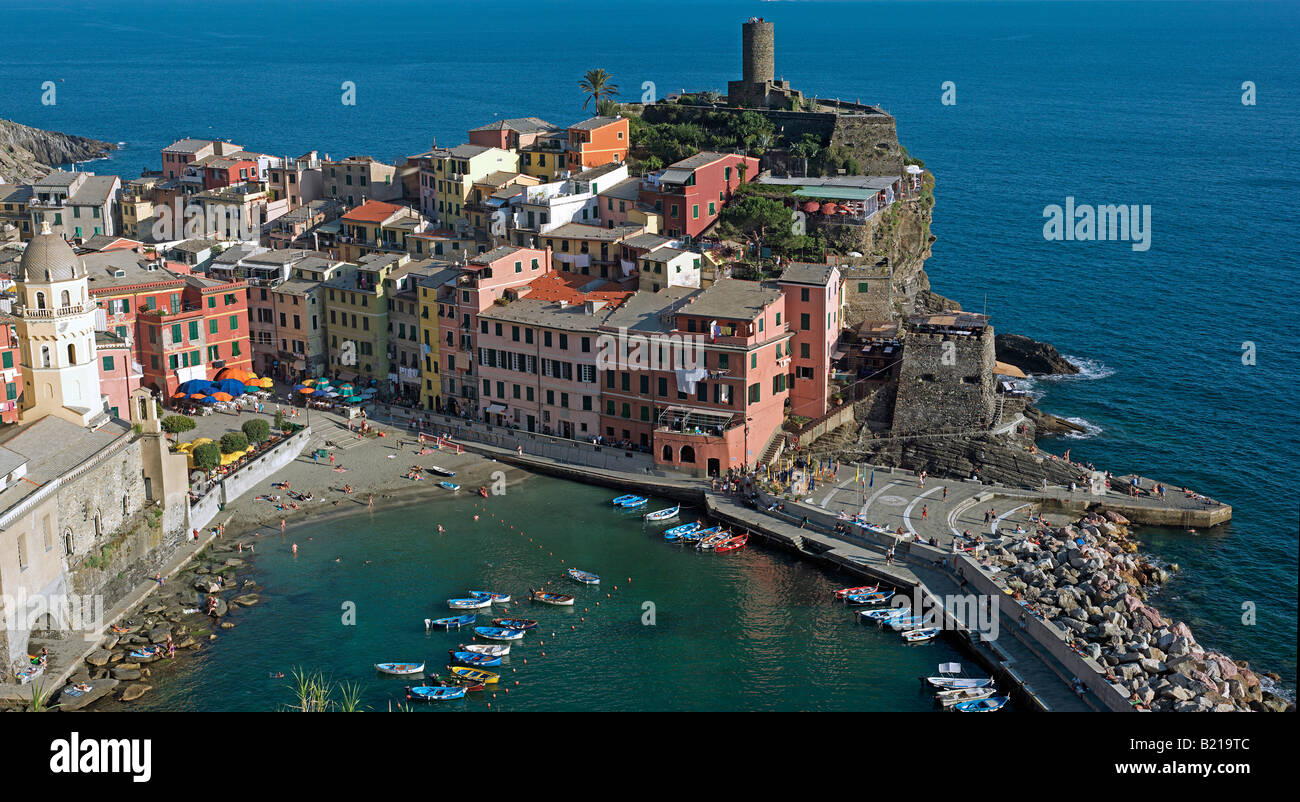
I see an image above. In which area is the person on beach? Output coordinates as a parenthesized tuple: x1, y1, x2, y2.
(942, 486, 948, 500)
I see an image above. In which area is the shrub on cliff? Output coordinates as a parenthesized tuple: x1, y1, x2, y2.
(219, 432, 249, 454)
(162, 415, 196, 435)
(192, 443, 221, 471)
(242, 418, 271, 445)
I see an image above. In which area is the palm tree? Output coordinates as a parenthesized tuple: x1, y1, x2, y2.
(579, 69, 619, 111)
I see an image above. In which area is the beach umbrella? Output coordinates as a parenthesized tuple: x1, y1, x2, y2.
(212, 392, 234, 402)
(180, 379, 214, 394)
(258, 377, 274, 388)
(219, 452, 239, 466)
(298, 387, 314, 395)
(189, 393, 206, 400)
(216, 379, 247, 395)
(802, 201, 820, 213)
(201, 396, 218, 404)
(360, 388, 378, 397)
(193, 437, 213, 445)
(303, 379, 316, 386)
(312, 389, 329, 397)
(324, 391, 339, 398)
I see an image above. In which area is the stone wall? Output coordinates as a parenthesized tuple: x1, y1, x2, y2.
(219, 426, 311, 505)
(891, 329, 995, 436)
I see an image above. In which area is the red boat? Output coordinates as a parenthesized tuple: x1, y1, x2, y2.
(715, 533, 749, 553)
(835, 584, 879, 598)
(478, 486, 489, 498)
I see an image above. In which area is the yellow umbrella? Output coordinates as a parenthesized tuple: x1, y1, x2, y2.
(176, 442, 194, 452)
(259, 377, 274, 388)
(193, 437, 214, 445)
(220, 452, 239, 465)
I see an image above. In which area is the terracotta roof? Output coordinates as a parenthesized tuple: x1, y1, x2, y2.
(523, 271, 633, 308)
(342, 200, 405, 223)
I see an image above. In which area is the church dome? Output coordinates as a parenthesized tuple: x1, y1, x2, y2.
(17, 222, 85, 283)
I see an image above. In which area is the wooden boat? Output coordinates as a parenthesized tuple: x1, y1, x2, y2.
(697, 529, 730, 550)
(375, 662, 425, 676)
(427, 465, 456, 477)
(448, 666, 499, 684)
(922, 662, 994, 690)
(430, 614, 475, 628)
(714, 533, 749, 553)
(902, 627, 940, 642)
(566, 568, 600, 585)
(644, 505, 680, 521)
(450, 650, 503, 667)
(935, 686, 997, 708)
(430, 675, 486, 692)
(663, 521, 702, 540)
(859, 607, 911, 622)
(407, 685, 465, 701)
(835, 584, 879, 599)
(461, 643, 510, 656)
(448, 596, 493, 610)
(468, 590, 511, 604)
(619, 496, 649, 509)
(675, 524, 718, 543)
(437, 481, 461, 491)
(953, 695, 1008, 712)
(492, 617, 537, 630)
(845, 590, 895, 606)
(472, 626, 526, 641)
(530, 589, 575, 606)
(611, 494, 641, 505)
(886, 615, 926, 631)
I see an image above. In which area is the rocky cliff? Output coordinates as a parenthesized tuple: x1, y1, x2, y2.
(0, 118, 117, 183)
(995, 333, 1079, 375)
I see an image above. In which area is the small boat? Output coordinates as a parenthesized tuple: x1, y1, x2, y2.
(427, 465, 456, 477)
(478, 486, 489, 498)
(566, 568, 600, 585)
(469, 591, 511, 604)
(530, 589, 575, 606)
(845, 590, 895, 606)
(450, 650, 503, 667)
(681, 525, 720, 544)
(886, 615, 926, 631)
(902, 627, 940, 642)
(429, 614, 476, 628)
(492, 617, 537, 631)
(836, 584, 879, 599)
(407, 685, 465, 701)
(935, 686, 997, 708)
(448, 666, 499, 684)
(619, 496, 648, 509)
(697, 529, 730, 550)
(448, 596, 493, 610)
(611, 494, 640, 505)
(953, 695, 1009, 712)
(663, 521, 702, 540)
(438, 481, 461, 491)
(714, 533, 748, 553)
(473, 626, 526, 641)
(430, 675, 486, 692)
(922, 662, 994, 690)
(375, 662, 425, 676)
(859, 607, 911, 622)
(461, 643, 510, 656)
(644, 505, 680, 521)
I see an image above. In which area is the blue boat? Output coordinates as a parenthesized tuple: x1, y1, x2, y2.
(375, 662, 425, 676)
(438, 481, 461, 491)
(429, 614, 475, 628)
(845, 590, 895, 606)
(448, 596, 493, 610)
(473, 626, 527, 641)
(492, 617, 537, 630)
(567, 568, 600, 585)
(953, 695, 1008, 712)
(611, 494, 640, 505)
(407, 685, 465, 702)
(682, 525, 719, 544)
(468, 591, 511, 604)
(449, 650, 503, 667)
(663, 521, 701, 540)
(859, 607, 911, 622)
(618, 496, 648, 509)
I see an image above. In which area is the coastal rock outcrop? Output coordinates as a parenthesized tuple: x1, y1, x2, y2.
(995, 333, 1079, 375)
(0, 118, 117, 183)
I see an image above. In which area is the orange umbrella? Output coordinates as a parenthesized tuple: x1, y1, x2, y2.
(190, 393, 206, 400)
(212, 392, 234, 402)
(298, 387, 314, 395)
(171, 391, 188, 399)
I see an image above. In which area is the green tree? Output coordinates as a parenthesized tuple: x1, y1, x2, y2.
(161, 415, 196, 436)
(579, 69, 619, 111)
(219, 432, 249, 454)
(790, 133, 823, 177)
(274, 410, 287, 431)
(242, 418, 271, 445)
(192, 442, 221, 471)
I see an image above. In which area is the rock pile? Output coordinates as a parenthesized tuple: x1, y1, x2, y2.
(988, 511, 1291, 712)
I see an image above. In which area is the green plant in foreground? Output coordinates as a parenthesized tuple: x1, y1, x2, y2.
(28, 679, 59, 712)
(284, 667, 368, 712)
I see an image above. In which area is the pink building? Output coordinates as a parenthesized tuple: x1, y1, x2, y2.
(436, 246, 553, 418)
(96, 330, 143, 420)
(778, 262, 843, 419)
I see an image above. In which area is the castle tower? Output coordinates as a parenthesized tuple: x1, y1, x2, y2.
(742, 18, 775, 84)
(14, 222, 106, 427)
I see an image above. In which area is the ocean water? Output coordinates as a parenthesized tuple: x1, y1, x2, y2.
(5, 0, 1295, 689)
(114, 478, 969, 712)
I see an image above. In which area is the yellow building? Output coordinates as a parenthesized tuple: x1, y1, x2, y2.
(425, 144, 520, 230)
(415, 265, 460, 411)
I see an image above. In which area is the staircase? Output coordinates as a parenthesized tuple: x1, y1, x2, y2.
(757, 431, 788, 467)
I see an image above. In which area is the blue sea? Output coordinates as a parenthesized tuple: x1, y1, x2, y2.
(5, 0, 1296, 691)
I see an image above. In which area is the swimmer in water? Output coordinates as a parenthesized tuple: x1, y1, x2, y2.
(473, 515, 480, 521)
(438, 524, 446, 533)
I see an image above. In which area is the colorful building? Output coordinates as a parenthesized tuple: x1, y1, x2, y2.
(640, 152, 758, 239)
(566, 116, 630, 169)
(777, 262, 843, 419)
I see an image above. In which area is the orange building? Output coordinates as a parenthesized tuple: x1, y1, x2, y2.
(567, 117, 629, 170)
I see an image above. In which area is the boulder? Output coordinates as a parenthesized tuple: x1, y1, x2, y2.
(232, 594, 260, 607)
(147, 626, 172, 644)
(55, 678, 120, 711)
(110, 667, 141, 681)
(119, 683, 153, 702)
(85, 650, 111, 667)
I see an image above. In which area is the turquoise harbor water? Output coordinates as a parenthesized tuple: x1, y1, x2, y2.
(119, 478, 968, 712)
(4, 0, 1296, 691)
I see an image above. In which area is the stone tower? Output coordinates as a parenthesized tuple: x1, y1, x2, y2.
(14, 222, 106, 427)
(742, 18, 775, 84)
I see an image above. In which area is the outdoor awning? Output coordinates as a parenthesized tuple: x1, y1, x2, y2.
(831, 344, 849, 359)
(993, 361, 1028, 379)
(485, 403, 507, 414)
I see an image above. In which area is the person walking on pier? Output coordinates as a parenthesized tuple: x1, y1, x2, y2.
(921, 504, 928, 520)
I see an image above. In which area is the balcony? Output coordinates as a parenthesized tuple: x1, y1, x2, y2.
(654, 406, 742, 437)
(17, 302, 92, 319)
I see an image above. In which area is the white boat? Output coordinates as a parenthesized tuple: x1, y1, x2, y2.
(461, 643, 510, 657)
(448, 596, 493, 610)
(922, 662, 994, 690)
(469, 591, 511, 604)
(375, 662, 425, 675)
(935, 686, 997, 708)
(901, 627, 940, 642)
(644, 505, 680, 521)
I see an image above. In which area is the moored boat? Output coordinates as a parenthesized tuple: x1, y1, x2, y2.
(461, 643, 510, 656)
(448, 596, 493, 610)
(429, 614, 476, 628)
(472, 626, 526, 641)
(611, 494, 640, 505)
(953, 695, 1008, 712)
(901, 627, 940, 642)
(492, 617, 538, 630)
(935, 686, 997, 708)
(845, 590, 895, 606)
(375, 662, 425, 676)
(449, 650, 503, 667)
(714, 533, 749, 553)
(468, 590, 511, 604)
(530, 589, 575, 606)
(859, 607, 911, 622)
(430, 675, 486, 692)
(566, 568, 600, 585)
(886, 614, 926, 631)
(437, 481, 461, 491)
(835, 584, 879, 598)
(697, 529, 730, 550)
(407, 685, 465, 701)
(427, 465, 456, 477)
(644, 505, 680, 521)
(663, 521, 701, 540)
(448, 666, 499, 684)
(922, 662, 994, 690)
(619, 496, 648, 509)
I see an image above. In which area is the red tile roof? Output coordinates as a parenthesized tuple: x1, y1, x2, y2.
(525, 271, 634, 308)
(342, 200, 405, 223)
